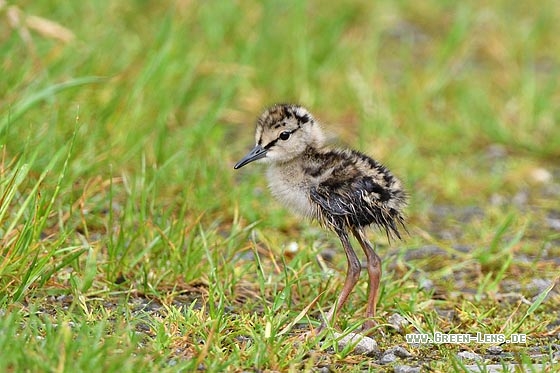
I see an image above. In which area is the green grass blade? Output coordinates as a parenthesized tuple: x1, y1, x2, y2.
(1, 76, 106, 133)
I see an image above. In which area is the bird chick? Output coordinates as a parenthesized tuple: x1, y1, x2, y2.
(234, 103, 407, 333)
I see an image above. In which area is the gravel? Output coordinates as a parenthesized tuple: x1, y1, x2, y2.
(333, 332, 380, 356)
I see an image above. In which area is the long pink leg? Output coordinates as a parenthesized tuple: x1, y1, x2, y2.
(317, 228, 361, 332)
(352, 227, 381, 332)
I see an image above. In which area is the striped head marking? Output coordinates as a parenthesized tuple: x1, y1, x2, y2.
(234, 104, 325, 168)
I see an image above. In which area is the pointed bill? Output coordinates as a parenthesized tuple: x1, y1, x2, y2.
(234, 144, 268, 169)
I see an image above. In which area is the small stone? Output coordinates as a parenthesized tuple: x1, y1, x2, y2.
(547, 216, 560, 231)
(284, 242, 299, 259)
(533, 278, 552, 293)
(286, 241, 299, 253)
(386, 346, 413, 358)
(380, 352, 397, 364)
(527, 345, 544, 354)
(388, 313, 409, 333)
(334, 332, 379, 356)
(419, 277, 434, 292)
(404, 245, 447, 261)
(318, 366, 330, 373)
(394, 365, 421, 373)
(320, 249, 336, 262)
(513, 190, 528, 207)
(457, 350, 481, 361)
(453, 244, 472, 253)
(235, 335, 252, 343)
(485, 144, 507, 159)
(527, 278, 553, 297)
(530, 167, 552, 184)
(500, 279, 522, 292)
(435, 308, 455, 321)
(490, 193, 505, 206)
(487, 345, 503, 355)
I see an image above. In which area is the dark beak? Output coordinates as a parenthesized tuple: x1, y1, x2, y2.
(234, 145, 268, 169)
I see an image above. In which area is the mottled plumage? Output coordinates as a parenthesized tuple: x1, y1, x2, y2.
(234, 103, 407, 333)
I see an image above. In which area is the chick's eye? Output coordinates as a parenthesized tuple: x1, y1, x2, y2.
(279, 131, 291, 140)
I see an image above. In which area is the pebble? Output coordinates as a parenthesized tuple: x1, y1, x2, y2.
(394, 365, 421, 373)
(286, 241, 299, 253)
(464, 364, 551, 373)
(404, 245, 447, 261)
(512, 190, 529, 207)
(547, 215, 560, 231)
(527, 278, 553, 296)
(485, 144, 507, 159)
(419, 277, 434, 292)
(487, 345, 503, 355)
(379, 352, 396, 364)
(500, 279, 522, 292)
(457, 350, 482, 361)
(386, 346, 413, 358)
(387, 313, 409, 333)
(334, 332, 379, 356)
(530, 167, 552, 184)
(320, 249, 336, 262)
(435, 308, 455, 321)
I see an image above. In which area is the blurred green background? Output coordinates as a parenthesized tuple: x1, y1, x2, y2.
(1, 1, 559, 371)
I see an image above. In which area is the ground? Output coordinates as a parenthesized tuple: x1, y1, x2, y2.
(1, 1, 559, 372)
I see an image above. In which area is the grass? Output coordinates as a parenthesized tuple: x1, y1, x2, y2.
(1, 0, 559, 371)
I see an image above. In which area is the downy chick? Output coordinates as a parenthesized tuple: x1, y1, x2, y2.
(234, 103, 407, 333)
